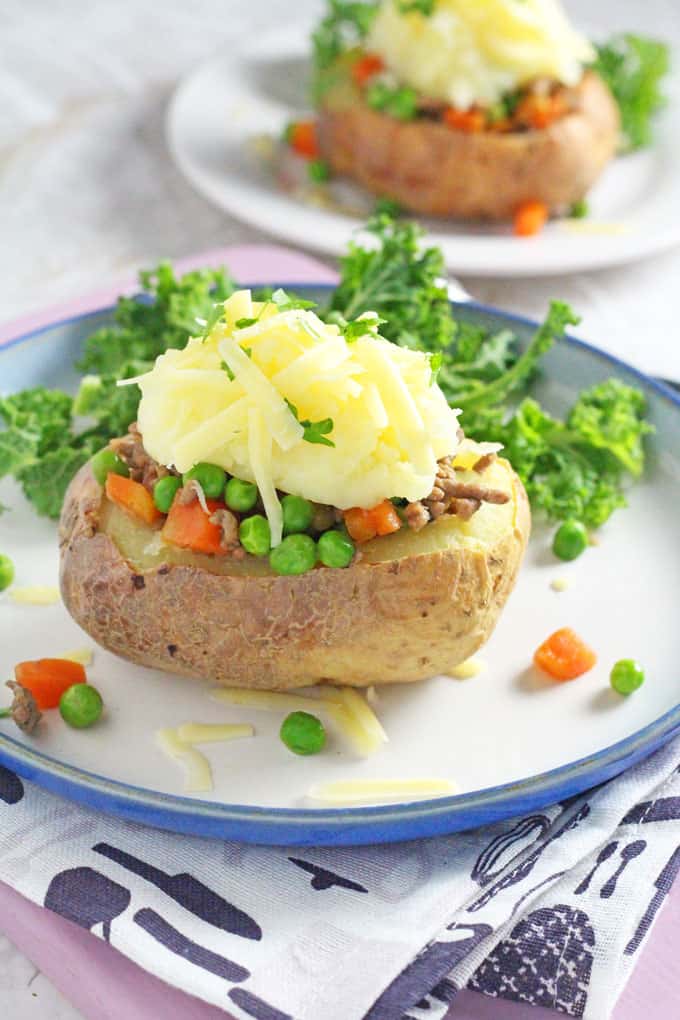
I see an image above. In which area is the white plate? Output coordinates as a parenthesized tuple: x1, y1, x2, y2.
(166, 25, 680, 277)
(1, 288, 680, 845)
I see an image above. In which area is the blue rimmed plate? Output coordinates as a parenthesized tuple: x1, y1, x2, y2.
(1, 283, 679, 846)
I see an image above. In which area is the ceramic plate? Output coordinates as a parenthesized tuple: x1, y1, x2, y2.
(166, 25, 680, 277)
(1, 283, 680, 846)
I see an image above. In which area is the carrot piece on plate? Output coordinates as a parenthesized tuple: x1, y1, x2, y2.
(513, 200, 549, 237)
(289, 121, 319, 160)
(534, 627, 597, 681)
(105, 473, 162, 525)
(15, 658, 87, 710)
(162, 495, 225, 555)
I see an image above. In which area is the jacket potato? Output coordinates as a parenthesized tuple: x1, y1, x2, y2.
(59, 452, 529, 689)
(317, 70, 620, 220)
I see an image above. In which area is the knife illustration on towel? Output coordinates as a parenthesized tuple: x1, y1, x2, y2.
(625, 845, 680, 955)
(93, 842, 262, 940)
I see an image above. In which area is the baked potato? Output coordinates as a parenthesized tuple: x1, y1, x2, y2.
(59, 454, 530, 690)
(317, 70, 620, 220)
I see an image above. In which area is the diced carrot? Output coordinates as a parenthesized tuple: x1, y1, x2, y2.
(533, 627, 597, 681)
(288, 121, 319, 160)
(369, 500, 402, 536)
(516, 93, 568, 130)
(15, 658, 87, 710)
(344, 501, 402, 543)
(352, 53, 385, 86)
(105, 473, 162, 525)
(162, 494, 225, 555)
(513, 200, 549, 237)
(344, 507, 378, 543)
(443, 107, 486, 133)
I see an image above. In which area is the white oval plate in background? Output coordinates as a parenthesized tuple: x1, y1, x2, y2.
(166, 24, 680, 277)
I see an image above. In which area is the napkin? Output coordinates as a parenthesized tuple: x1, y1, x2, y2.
(1, 735, 679, 1020)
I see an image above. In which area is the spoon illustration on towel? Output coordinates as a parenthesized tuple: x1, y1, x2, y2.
(574, 841, 619, 895)
(574, 839, 646, 898)
(600, 840, 647, 899)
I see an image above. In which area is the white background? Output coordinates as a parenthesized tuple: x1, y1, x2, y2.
(1, 1, 679, 1017)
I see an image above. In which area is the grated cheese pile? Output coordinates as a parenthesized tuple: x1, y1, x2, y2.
(134, 290, 462, 546)
(368, 0, 595, 109)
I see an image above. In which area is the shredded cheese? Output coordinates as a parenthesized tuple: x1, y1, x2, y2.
(450, 657, 485, 680)
(307, 778, 459, 805)
(176, 722, 254, 744)
(135, 291, 462, 544)
(61, 648, 94, 666)
(210, 686, 387, 757)
(550, 577, 571, 592)
(9, 586, 60, 605)
(155, 728, 213, 793)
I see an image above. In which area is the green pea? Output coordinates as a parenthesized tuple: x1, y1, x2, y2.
(610, 659, 645, 696)
(282, 494, 314, 535)
(552, 520, 588, 561)
(0, 554, 14, 592)
(153, 475, 182, 513)
(90, 448, 129, 486)
(569, 198, 589, 219)
(317, 529, 355, 568)
(239, 514, 271, 556)
(59, 684, 104, 729)
(182, 463, 226, 499)
(225, 477, 258, 513)
(269, 534, 317, 575)
(308, 159, 330, 183)
(280, 711, 326, 755)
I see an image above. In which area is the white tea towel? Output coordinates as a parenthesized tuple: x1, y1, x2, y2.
(1, 737, 679, 1020)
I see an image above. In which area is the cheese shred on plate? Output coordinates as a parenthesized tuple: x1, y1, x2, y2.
(134, 290, 462, 546)
(211, 686, 388, 757)
(9, 585, 61, 605)
(307, 778, 459, 805)
(156, 723, 255, 793)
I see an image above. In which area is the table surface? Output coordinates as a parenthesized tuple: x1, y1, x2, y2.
(2, 1, 680, 1017)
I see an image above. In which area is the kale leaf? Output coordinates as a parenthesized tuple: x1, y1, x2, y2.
(325, 212, 652, 531)
(0, 264, 234, 517)
(594, 34, 670, 151)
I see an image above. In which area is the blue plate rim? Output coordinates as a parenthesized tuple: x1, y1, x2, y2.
(1, 284, 679, 845)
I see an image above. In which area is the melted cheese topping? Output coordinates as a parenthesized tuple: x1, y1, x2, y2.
(307, 778, 458, 805)
(367, 0, 595, 108)
(135, 290, 461, 545)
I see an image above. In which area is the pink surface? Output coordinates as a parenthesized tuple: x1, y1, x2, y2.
(3, 876, 680, 1020)
(1, 244, 679, 1019)
(0, 243, 338, 348)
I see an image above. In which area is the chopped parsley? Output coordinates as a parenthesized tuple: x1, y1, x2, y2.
(366, 82, 418, 120)
(398, 0, 435, 14)
(342, 315, 385, 342)
(285, 400, 336, 448)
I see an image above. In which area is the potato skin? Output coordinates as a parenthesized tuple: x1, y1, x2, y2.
(59, 464, 530, 690)
(317, 71, 620, 219)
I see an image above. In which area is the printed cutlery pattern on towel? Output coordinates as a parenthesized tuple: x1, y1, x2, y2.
(0, 735, 679, 1020)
